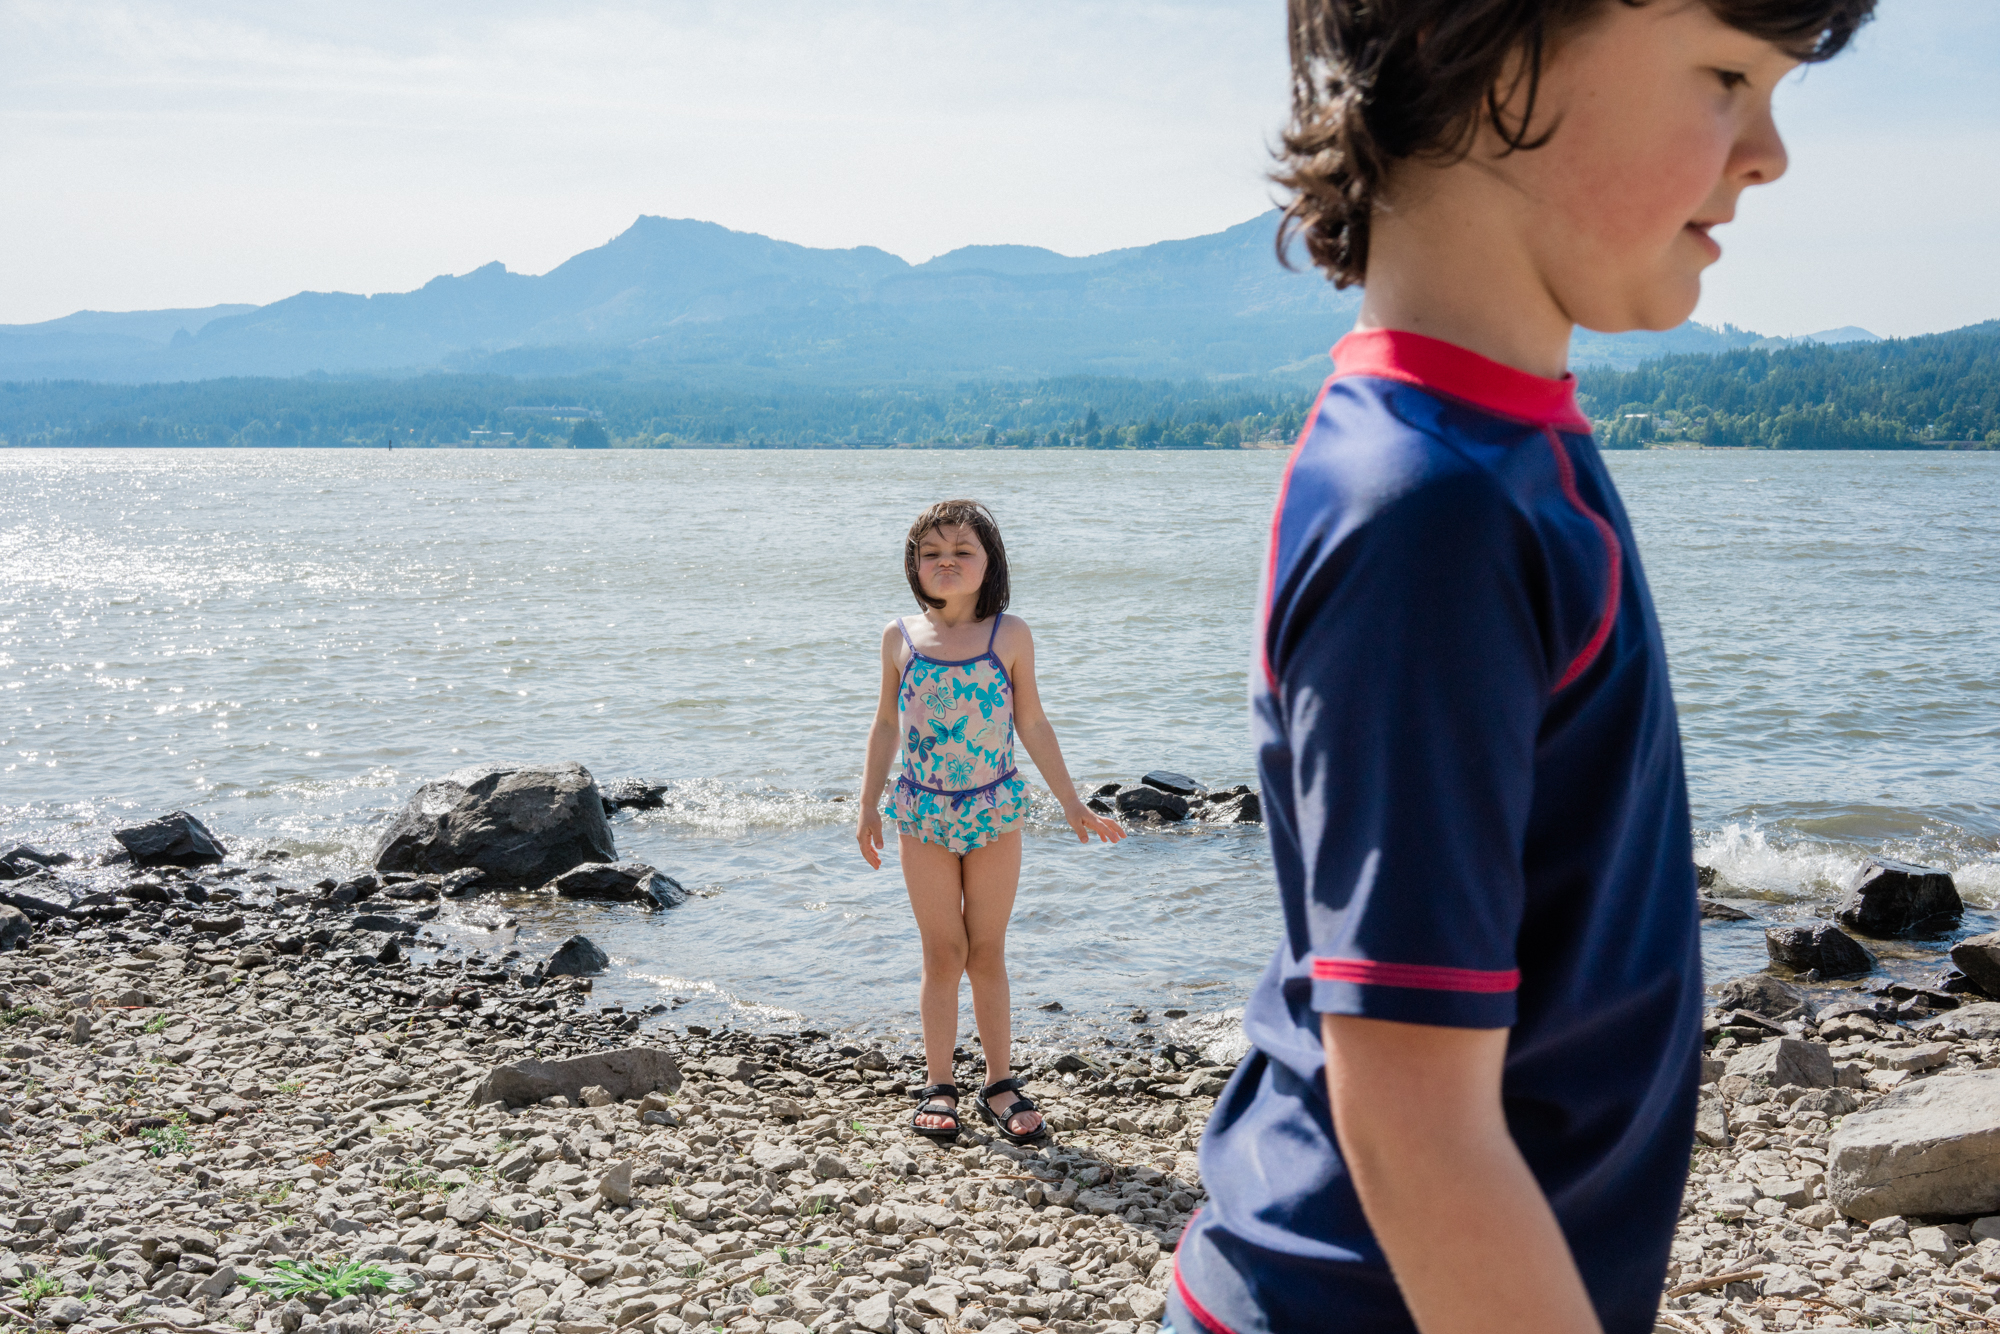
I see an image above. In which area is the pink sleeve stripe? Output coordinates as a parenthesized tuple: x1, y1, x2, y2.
(1542, 427, 1623, 694)
(1311, 957, 1521, 993)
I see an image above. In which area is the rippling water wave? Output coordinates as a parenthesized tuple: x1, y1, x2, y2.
(2, 447, 1996, 1040)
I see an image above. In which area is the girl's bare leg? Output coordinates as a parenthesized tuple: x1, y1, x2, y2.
(962, 831, 1040, 1136)
(902, 834, 969, 1129)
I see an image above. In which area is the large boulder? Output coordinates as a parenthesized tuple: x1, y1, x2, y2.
(1836, 858, 1961, 937)
(1765, 923, 1874, 978)
(1950, 931, 2000, 998)
(113, 811, 226, 868)
(1725, 1037, 1834, 1089)
(371, 762, 616, 888)
(1714, 974, 1807, 1021)
(542, 861, 687, 910)
(470, 1046, 683, 1108)
(544, 935, 609, 978)
(1828, 1070, 2000, 1220)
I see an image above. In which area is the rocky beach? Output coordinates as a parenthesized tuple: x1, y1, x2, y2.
(2, 766, 1999, 1334)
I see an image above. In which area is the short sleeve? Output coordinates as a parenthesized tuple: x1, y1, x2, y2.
(1266, 468, 1549, 1029)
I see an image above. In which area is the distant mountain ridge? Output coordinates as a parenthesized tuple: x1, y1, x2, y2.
(0, 213, 1825, 384)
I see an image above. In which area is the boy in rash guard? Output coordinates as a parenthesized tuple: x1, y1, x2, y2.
(1169, 2, 1874, 1333)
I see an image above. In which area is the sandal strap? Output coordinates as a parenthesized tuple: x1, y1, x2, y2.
(914, 1101, 959, 1118)
(979, 1077, 1027, 1099)
(914, 1083, 959, 1101)
(992, 1093, 1038, 1116)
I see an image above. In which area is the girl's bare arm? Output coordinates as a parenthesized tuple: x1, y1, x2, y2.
(856, 624, 903, 868)
(1003, 618, 1123, 844)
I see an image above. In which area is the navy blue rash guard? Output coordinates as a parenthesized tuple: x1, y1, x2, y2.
(1173, 329, 1703, 1334)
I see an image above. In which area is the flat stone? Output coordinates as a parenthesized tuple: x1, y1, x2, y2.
(1828, 1069, 2000, 1220)
(1699, 899, 1754, 921)
(469, 1046, 682, 1108)
(1140, 771, 1202, 797)
(445, 1185, 493, 1225)
(1726, 1037, 1834, 1089)
(190, 914, 244, 937)
(543, 861, 687, 910)
(1915, 1001, 2000, 1042)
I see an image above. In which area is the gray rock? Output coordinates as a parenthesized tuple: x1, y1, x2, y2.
(1950, 930, 2000, 997)
(444, 1185, 492, 1225)
(113, 810, 227, 868)
(195, 1264, 238, 1298)
(45, 1297, 87, 1326)
(597, 1160, 633, 1205)
(1915, 1001, 2000, 1042)
(67, 1011, 91, 1044)
(1695, 1097, 1729, 1146)
(468, 1046, 682, 1108)
(544, 934, 609, 978)
(190, 914, 243, 937)
(1714, 974, 1807, 1021)
(0, 904, 27, 951)
(542, 861, 687, 910)
(1835, 858, 1962, 937)
(1140, 771, 1202, 797)
(1725, 1037, 1834, 1089)
(1699, 898, 1754, 921)
(1765, 922, 1874, 978)
(348, 914, 418, 936)
(1828, 1070, 2000, 1220)
(371, 761, 617, 888)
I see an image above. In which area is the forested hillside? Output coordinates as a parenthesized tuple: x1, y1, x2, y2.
(1579, 320, 2000, 448)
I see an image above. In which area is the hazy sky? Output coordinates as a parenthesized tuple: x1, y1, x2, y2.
(3, 0, 1994, 337)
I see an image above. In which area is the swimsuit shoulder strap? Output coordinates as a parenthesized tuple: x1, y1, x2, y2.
(986, 614, 1003, 652)
(895, 617, 918, 651)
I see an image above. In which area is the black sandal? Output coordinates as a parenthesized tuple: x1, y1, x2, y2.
(910, 1083, 962, 1141)
(977, 1077, 1048, 1145)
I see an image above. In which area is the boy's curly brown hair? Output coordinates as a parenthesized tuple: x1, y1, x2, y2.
(1275, 0, 1878, 288)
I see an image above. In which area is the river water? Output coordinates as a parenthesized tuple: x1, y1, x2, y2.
(2, 447, 1997, 1046)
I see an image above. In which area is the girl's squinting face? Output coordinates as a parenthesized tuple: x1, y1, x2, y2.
(916, 524, 988, 606)
(1492, 0, 1801, 333)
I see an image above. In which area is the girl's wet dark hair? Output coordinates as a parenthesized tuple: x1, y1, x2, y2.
(1275, 0, 1877, 288)
(906, 500, 1010, 622)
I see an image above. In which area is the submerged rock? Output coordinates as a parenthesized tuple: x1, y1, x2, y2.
(1699, 898, 1753, 921)
(470, 1046, 683, 1108)
(371, 761, 617, 887)
(112, 811, 227, 868)
(1828, 1069, 2000, 1220)
(1766, 922, 1874, 978)
(1115, 786, 1188, 822)
(543, 860, 687, 909)
(600, 778, 670, 812)
(1835, 858, 1961, 937)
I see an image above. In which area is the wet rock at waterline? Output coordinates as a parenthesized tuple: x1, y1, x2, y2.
(1950, 930, 2000, 998)
(0, 903, 28, 950)
(544, 933, 610, 978)
(600, 777, 670, 812)
(1828, 1070, 2000, 1220)
(0, 843, 71, 880)
(543, 860, 687, 910)
(111, 810, 227, 868)
(1141, 771, 1203, 797)
(1699, 898, 1753, 921)
(469, 1045, 683, 1109)
(371, 760, 617, 887)
(1714, 973, 1807, 1021)
(1766, 921, 1875, 978)
(1115, 786, 1189, 822)
(1835, 857, 1962, 937)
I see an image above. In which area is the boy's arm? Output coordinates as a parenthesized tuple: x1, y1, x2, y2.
(1322, 1015, 1603, 1334)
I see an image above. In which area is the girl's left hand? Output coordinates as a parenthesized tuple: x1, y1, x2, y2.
(1064, 804, 1126, 845)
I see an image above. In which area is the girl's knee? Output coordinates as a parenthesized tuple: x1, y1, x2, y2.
(965, 939, 1007, 977)
(922, 939, 969, 976)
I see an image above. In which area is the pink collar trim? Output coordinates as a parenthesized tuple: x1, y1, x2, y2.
(1331, 328, 1592, 433)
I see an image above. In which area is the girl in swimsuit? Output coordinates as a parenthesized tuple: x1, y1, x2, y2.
(857, 499, 1124, 1144)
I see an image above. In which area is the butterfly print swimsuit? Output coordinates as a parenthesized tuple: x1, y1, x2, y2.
(883, 615, 1032, 856)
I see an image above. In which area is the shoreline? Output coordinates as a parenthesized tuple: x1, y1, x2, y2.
(1, 855, 1997, 1334)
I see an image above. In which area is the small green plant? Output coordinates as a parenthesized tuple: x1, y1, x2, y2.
(0, 1007, 44, 1029)
(749, 1279, 772, 1297)
(849, 1119, 874, 1139)
(680, 1263, 705, 1280)
(255, 1181, 295, 1207)
(14, 1274, 64, 1309)
(140, 1124, 194, 1157)
(801, 1198, 827, 1219)
(277, 1081, 304, 1095)
(242, 1258, 410, 1301)
(144, 1013, 172, 1034)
